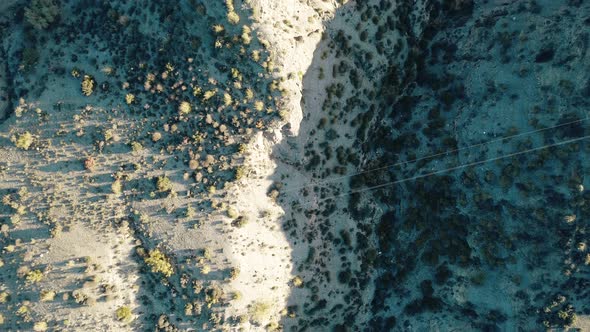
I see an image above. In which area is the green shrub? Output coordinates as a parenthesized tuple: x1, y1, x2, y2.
(83, 157, 96, 171)
(201, 265, 211, 275)
(111, 180, 123, 196)
(144, 249, 174, 277)
(130, 141, 143, 152)
(26, 269, 43, 283)
(22, 47, 39, 70)
(156, 175, 173, 192)
(225, 0, 239, 24)
(203, 90, 217, 101)
(33, 321, 48, 331)
(291, 276, 304, 288)
(249, 301, 272, 324)
(229, 267, 240, 280)
(179, 101, 191, 115)
(81, 75, 95, 96)
(125, 93, 135, 104)
(0, 291, 10, 303)
(203, 247, 212, 260)
(15, 132, 34, 150)
(234, 166, 246, 180)
(227, 207, 239, 219)
(231, 216, 248, 228)
(24, 0, 59, 30)
(205, 285, 224, 307)
(40, 290, 56, 302)
(116, 306, 133, 322)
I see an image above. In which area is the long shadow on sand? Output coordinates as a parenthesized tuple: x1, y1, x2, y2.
(275, 0, 590, 331)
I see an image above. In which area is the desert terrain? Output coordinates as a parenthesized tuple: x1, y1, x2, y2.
(1, 0, 590, 331)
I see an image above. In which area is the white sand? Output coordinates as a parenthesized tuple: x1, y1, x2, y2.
(222, 0, 340, 326)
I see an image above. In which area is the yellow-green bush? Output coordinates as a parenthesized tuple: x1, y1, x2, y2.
(226, 0, 239, 25)
(156, 175, 173, 192)
(116, 306, 133, 322)
(179, 101, 191, 115)
(26, 269, 43, 283)
(15, 132, 34, 150)
(249, 301, 272, 324)
(81, 75, 94, 96)
(144, 249, 174, 277)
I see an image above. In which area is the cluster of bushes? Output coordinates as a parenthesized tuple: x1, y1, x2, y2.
(24, 0, 59, 30)
(141, 248, 174, 277)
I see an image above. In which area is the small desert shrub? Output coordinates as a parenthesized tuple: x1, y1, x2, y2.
(186, 205, 196, 218)
(205, 285, 224, 307)
(245, 88, 254, 100)
(26, 269, 43, 283)
(225, 0, 239, 24)
(227, 11, 240, 24)
(564, 214, 576, 223)
(227, 207, 239, 219)
(189, 159, 199, 170)
(116, 306, 133, 322)
(15, 132, 34, 150)
(103, 129, 114, 141)
(179, 101, 192, 115)
(156, 175, 173, 192)
(193, 86, 202, 96)
(223, 92, 233, 106)
(241, 26, 252, 44)
(249, 301, 272, 324)
(130, 141, 143, 152)
(254, 100, 264, 111)
(40, 290, 56, 302)
(229, 267, 240, 280)
(144, 249, 174, 277)
(234, 166, 246, 180)
(203, 89, 217, 101)
(184, 303, 194, 316)
(267, 189, 279, 201)
(72, 289, 88, 304)
(83, 157, 96, 171)
(231, 216, 248, 228)
(125, 93, 135, 104)
(22, 47, 40, 70)
(24, 0, 59, 30)
(268, 322, 284, 332)
(0, 291, 11, 303)
(212, 24, 224, 34)
(111, 180, 123, 196)
(193, 280, 204, 294)
(203, 247, 212, 260)
(81, 75, 95, 96)
(291, 276, 304, 288)
(33, 321, 48, 331)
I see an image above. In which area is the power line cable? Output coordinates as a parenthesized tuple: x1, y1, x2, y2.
(298, 133, 590, 207)
(282, 116, 590, 193)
